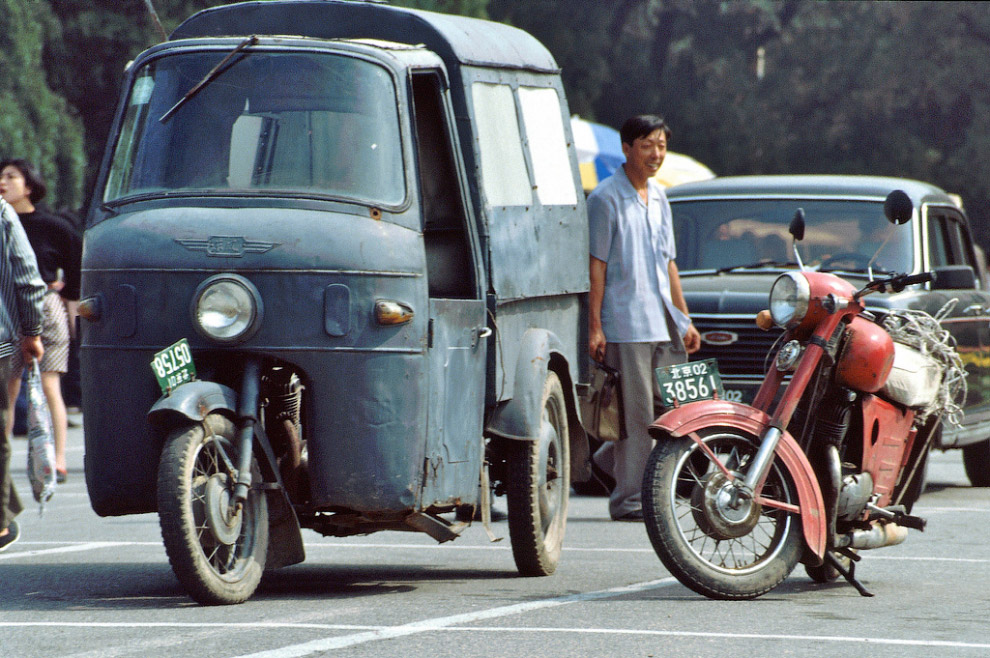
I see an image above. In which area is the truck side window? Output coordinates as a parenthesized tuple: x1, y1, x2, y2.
(412, 72, 476, 299)
(517, 87, 577, 206)
(471, 82, 532, 207)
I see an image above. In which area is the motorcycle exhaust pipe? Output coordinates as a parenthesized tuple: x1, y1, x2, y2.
(843, 521, 908, 550)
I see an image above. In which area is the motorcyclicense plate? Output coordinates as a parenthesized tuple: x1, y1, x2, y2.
(654, 358, 724, 408)
(151, 338, 197, 394)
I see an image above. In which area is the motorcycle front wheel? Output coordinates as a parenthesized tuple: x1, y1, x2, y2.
(157, 413, 269, 605)
(642, 428, 803, 600)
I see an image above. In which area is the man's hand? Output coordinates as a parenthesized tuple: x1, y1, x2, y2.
(683, 323, 701, 354)
(589, 327, 607, 363)
(21, 335, 43, 363)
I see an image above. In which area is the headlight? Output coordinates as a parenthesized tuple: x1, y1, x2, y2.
(191, 274, 263, 343)
(769, 272, 810, 328)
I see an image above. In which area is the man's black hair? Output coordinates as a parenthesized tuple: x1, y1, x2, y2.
(619, 115, 671, 146)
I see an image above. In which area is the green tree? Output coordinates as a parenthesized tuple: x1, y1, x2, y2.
(0, 0, 85, 211)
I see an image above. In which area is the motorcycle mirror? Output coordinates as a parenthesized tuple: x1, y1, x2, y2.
(789, 209, 806, 241)
(884, 190, 913, 225)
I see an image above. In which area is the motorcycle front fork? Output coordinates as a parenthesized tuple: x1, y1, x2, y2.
(231, 357, 262, 508)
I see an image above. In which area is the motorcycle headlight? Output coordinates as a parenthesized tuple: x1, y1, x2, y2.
(191, 274, 263, 344)
(769, 272, 810, 328)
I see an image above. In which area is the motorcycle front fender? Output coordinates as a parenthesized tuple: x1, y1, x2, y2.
(649, 400, 827, 564)
(147, 379, 305, 570)
(147, 380, 238, 425)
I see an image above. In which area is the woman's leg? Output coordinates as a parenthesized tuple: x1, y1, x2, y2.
(40, 371, 67, 472)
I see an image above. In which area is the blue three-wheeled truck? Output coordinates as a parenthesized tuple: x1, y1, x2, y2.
(80, 0, 592, 604)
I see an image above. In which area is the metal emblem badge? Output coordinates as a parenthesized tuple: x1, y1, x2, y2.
(701, 330, 738, 346)
(175, 236, 278, 257)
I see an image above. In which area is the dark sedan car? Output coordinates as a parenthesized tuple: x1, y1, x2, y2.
(668, 175, 990, 487)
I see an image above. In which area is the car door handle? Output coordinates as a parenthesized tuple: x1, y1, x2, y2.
(472, 326, 492, 348)
(964, 304, 990, 315)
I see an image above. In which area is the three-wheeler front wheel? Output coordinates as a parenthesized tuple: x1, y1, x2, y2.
(157, 413, 269, 605)
(506, 371, 570, 576)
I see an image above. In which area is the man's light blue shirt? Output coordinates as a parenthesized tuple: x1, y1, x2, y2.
(588, 166, 689, 343)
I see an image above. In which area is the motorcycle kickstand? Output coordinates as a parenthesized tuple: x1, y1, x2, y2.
(825, 550, 874, 597)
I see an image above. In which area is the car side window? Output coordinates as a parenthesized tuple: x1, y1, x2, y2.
(927, 212, 952, 268)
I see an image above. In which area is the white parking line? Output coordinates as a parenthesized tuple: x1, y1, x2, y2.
(229, 577, 680, 658)
(0, 542, 120, 561)
(428, 627, 990, 651)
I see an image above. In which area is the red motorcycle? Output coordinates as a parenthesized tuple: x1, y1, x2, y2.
(641, 190, 967, 599)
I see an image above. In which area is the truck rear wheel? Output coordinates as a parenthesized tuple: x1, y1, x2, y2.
(506, 371, 569, 576)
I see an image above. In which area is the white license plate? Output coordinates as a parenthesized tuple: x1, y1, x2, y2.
(151, 338, 197, 394)
(655, 359, 724, 408)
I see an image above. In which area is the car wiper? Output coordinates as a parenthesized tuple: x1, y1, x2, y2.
(715, 260, 799, 274)
(819, 264, 894, 274)
(159, 35, 258, 123)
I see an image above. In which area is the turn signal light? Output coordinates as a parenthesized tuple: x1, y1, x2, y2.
(78, 295, 102, 322)
(755, 309, 773, 331)
(375, 300, 414, 325)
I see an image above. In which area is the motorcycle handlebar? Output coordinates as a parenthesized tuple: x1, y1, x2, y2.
(857, 271, 933, 297)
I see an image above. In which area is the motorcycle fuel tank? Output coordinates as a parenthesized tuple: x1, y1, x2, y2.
(835, 316, 895, 393)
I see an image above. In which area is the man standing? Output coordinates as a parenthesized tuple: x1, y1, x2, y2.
(588, 114, 700, 521)
(0, 197, 46, 551)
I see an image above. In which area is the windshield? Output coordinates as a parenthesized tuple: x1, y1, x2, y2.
(104, 49, 404, 206)
(670, 198, 914, 274)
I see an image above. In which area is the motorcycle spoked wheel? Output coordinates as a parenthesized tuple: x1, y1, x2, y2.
(642, 429, 803, 600)
(157, 413, 269, 605)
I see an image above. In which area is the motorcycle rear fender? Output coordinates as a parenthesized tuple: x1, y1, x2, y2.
(147, 380, 305, 570)
(649, 400, 826, 563)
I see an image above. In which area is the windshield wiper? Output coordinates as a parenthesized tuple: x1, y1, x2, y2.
(159, 35, 258, 123)
(715, 260, 799, 274)
(819, 264, 894, 274)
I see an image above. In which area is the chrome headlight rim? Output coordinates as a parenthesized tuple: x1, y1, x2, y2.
(190, 273, 263, 345)
(769, 272, 810, 328)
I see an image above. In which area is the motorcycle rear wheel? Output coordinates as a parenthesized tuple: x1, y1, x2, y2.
(643, 429, 803, 600)
(157, 413, 269, 605)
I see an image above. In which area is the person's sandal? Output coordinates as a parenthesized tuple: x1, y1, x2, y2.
(0, 520, 20, 552)
(56, 469, 68, 484)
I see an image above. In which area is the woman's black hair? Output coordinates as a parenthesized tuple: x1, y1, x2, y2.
(0, 158, 47, 204)
(619, 114, 672, 147)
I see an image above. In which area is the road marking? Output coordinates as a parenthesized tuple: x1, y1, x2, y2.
(10, 540, 990, 564)
(229, 577, 681, 657)
(0, 542, 119, 561)
(426, 626, 990, 650)
(3, 620, 988, 653)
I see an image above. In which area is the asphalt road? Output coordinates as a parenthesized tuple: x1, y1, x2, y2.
(2, 416, 989, 658)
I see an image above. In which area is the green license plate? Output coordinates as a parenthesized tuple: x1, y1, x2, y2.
(151, 338, 197, 394)
(655, 358, 724, 408)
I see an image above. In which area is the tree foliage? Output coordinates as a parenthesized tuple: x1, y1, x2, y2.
(0, 0, 85, 211)
(7, 0, 990, 241)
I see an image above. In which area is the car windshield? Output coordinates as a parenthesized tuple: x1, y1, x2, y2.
(103, 49, 404, 206)
(670, 198, 913, 274)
